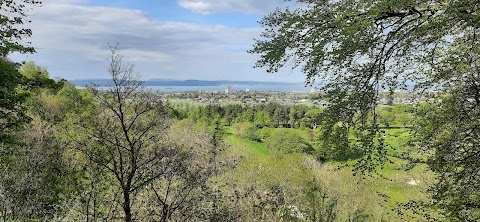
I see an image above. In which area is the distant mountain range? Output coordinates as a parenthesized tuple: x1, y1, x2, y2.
(70, 79, 304, 87)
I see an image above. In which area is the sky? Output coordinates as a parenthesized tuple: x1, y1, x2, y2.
(9, 0, 306, 82)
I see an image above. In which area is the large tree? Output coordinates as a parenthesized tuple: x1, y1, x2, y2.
(0, 0, 43, 142)
(68, 47, 171, 221)
(250, 0, 479, 220)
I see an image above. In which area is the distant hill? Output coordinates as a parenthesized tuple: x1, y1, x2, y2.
(70, 79, 303, 87)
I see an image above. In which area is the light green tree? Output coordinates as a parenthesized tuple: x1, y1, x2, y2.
(19, 61, 49, 79)
(265, 129, 314, 154)
(254, 110, 272, 127)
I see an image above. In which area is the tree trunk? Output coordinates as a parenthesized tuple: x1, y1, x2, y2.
(123, 190, 132, 222)
(161, 206, 169, 222)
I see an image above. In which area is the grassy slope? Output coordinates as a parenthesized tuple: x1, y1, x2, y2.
(223, 126, 434, 221)
(228, 136, 269, 156)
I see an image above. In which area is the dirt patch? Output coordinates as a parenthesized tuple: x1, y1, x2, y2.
(407, 178, 419, 185)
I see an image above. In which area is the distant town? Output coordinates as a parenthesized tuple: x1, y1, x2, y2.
(157, 85, 421, 106)
(71, 79, 423, 106)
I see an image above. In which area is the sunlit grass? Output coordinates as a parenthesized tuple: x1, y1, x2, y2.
(223, 125, 434, 221)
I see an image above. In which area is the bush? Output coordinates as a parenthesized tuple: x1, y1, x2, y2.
(233, 122, 261, 141)
(265, 129, 314, 154)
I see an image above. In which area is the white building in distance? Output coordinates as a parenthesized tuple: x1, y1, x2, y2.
(225, 85, 232, 94)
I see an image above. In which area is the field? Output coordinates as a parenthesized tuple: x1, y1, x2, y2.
(221, 126, 435, 221)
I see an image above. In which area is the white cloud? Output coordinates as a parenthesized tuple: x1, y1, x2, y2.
(177, 0, 297, 15)
(178, 1, 212, 15)
(8, 0, 305, 82)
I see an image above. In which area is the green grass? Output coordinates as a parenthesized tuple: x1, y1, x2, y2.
(384, 128, 411, 156)
(227, 136, 269, 156)
(268, 127, 312, 140)
(222, 125, 434, 221)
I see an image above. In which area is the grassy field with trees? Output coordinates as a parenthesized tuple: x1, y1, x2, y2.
(1, 0, 479, 221)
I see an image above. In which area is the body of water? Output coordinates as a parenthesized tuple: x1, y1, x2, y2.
(80, 84, 316, 92)
(148, 85, 313, 92)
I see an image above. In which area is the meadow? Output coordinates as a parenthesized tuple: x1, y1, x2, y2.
(218, 124, 435, 221)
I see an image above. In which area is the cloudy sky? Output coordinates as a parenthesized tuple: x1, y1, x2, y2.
(9, 0, 306, 82)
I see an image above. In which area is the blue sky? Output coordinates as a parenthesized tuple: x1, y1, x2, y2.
(9, 0, 307, 82)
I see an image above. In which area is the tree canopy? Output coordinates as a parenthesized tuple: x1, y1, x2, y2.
(251, 0, 480, 220)
(0, 59, 28, 144)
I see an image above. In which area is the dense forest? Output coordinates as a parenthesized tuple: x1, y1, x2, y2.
(1, 0, 479, 221)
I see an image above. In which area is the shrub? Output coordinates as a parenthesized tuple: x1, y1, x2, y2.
(265, 129, 314, 154)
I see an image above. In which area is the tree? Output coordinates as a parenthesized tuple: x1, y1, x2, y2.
(265, 129, 314, 154)
(302, 179, 337, 222)
(301, 109, 323, 129)
(0, 72, 79, 221)
(144, 121, 215, 221)
(0, 0, 42, 56)
(20, 61, 49, 79)
(0, 117, 73, 221)
(377, 107, 395, 127)
(0, 0, 44, 144)
(272, 106, 284, 127)
(0, 58, 29, 144)
(68, 47, 173, 222)
(250, 0, 479, 220)
(254, 110, 272, 128)
(20, 61, 64, 91)
(288, 106, 298, 128)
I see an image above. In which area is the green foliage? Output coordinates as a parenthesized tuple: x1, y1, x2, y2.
(301, 108, 323, 129)
(253, 110, 272, 127)
(20, 61, 65, 91)
(265, 128, 314, 154)
(0, 59, 29, 144)
(0, 59, 78, 220)
(0, 119, 77, 220)
(413, 94, 480, 220)
(235, 108, 255, 123)
(224, 125, 432, 221)
(27, 84, 93, 122)
(20, 61, 49, 79)
(245, 127, 262, 142)
(0, 0, 42, 55)
(314, 123, 362, 162)
(377, 107, 396, 127)
(251, 1, 480, 219)
(302, 179, 337, 221)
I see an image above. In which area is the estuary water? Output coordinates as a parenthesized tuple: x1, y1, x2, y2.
(146, 84, 313, 92)
(79, 84, 316, 92)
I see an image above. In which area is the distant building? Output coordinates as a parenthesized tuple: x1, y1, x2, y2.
(225, 85, 232, 94)
(310, 88, 317, 93)
(246, 88, 250, 93)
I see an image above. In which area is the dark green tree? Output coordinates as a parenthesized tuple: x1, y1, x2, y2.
(0, 59, 29, 144)
(0, 0, 42, 55)
(301, 109, 323, 129)
(250, 0, 480, 220)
